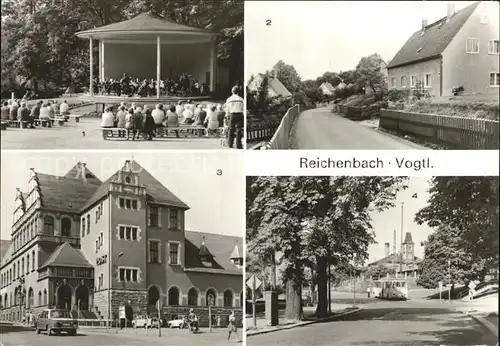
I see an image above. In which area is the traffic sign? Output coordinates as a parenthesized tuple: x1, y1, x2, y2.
(246, 275, 262, 290)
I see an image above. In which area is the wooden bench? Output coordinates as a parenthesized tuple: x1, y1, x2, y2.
(5, 120, 29, 128)
(66, 114, 81, 123)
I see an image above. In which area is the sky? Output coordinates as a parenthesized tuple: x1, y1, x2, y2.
(245, 1, 475, 80)
(0, 151, 245, 240)
(367, 177, 434, 263)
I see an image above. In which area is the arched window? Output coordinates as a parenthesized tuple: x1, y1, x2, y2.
(43, 290, 47, 305)
(223, 290, 233, 307)
(206, 289, 217, 306)
(32, 250, 35, 272)
(61, 218, 71, 237)
(43, 216, 54, 235)
(28, 288, 33, 308)
(30, 220, 34, 238)
(81, 217, 86, 236)
(13, 264, 16, 280)
(26, 255, 30, 274)
(168, 287, 180, 306)
(5, 293, 8, 308)
(86, 215, 90, 234)
(187, 288, 198, 306)
(38, 291, 42, 306)
(14, 287, 18, 305)
(21, 258, 25, 276)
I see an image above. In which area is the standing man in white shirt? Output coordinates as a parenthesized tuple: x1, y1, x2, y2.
(225, 86, 244, 149)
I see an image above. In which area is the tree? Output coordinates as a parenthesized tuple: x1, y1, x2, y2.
(247, 176, 408, 320)
(272, 60, 302, 93)
(316, 72, 342, 88)
(415, 177, 499, 282)
(365, 264, 392, 280)
(355, 53, 386, 95)
(301, 79, 324, 104)
(417, 225, 486, 289)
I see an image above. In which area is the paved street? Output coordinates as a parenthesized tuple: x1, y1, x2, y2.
(1, 105, 228, 150)
(290, 108, 424, 150)
(247, 299, 497, 346)
(0, 324, 241, 346)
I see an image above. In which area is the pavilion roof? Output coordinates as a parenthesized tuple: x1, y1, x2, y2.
(76, 12, 217, 39)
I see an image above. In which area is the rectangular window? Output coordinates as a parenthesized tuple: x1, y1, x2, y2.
(410, 76, 416, 88)
(466, 38, 480, 53)
(87, 215, 90, 234)
(149, 241, 159, 263)
(95, 240, 98, 253)
(96, 210, 99, 223)
(119, 226, 125, 240)
(131, 200, 138, 210)
(401, 76, 406, 88)
(169, 209, 178, 229)
(425, 74, 431, 87)
(169, 242, 179, 265)
(132, 270, 137, 282)
(150, 206, 159, 227)
(490, 73, 500, 87)
(118, 225, 139, 240)
(125, 199, 131, 209)
(131, 228, 137, 241)
(489, 40, 499, 54)
(119, 198, 125, 208)
(100, 233, 103, 246)
(119, 268, 125, 281)
(100, 202, 103, 215)
(391, 77, 396, 88)
(125, 269, 131, 282)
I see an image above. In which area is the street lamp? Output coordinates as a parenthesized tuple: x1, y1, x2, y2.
(17, 277, 26, 323)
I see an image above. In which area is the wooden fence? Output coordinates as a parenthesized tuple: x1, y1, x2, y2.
(380, 109, 500, 149)
(260, 104, 300, 150)
(333, 104, 382, 120)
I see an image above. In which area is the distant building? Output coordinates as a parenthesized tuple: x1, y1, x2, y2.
(387, 1, 499, 97)
(366, 232, 422, 279)
(247, 73, 293, 99)
(0, 161, 243, 325)
(319, 82, 335, 95)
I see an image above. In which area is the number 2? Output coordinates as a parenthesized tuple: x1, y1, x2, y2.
(266, 19, 272, 26)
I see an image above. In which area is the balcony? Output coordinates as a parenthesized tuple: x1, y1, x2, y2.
(35, 234, 80, 247)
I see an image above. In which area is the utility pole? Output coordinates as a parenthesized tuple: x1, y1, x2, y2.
(400, 202, 404, 274)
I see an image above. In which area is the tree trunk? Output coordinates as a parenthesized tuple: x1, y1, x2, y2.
(315, 257, 328, 318)
(285, 278, 302, 321)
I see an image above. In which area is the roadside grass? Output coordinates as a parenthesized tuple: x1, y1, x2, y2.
(405, 94, 499, 120)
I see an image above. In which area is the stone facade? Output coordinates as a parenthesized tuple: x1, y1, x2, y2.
(110, 289, 147, 320)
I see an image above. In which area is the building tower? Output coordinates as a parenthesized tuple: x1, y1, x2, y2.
(402, 232, 415, 263)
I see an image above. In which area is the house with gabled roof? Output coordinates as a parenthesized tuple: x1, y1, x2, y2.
(387, 2, 499, 97)
(319, 82, 336, 96)
(0, 160, 243, 326)
(247, 73, 293, 99)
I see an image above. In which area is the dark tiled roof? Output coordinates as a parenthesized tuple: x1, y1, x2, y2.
(76, 12, 215, 36)
(404, 232, 414, 244)
(81, 160, 189, 212)
(387, 2, 480, 69)
(368, 253, 421, 267)
(64, 163, 101, 184)
(184, 230, 242, 276)
(37, 173, 101, 213)
(40, 242, 93, 268)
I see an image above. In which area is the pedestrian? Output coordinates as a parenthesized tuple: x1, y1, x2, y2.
(227, 310, 241, 342)
(225, 86, 244, 149)
(216, 314, 221, 328)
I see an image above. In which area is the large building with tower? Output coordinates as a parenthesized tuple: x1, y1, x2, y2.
(0, 160, 243, 325)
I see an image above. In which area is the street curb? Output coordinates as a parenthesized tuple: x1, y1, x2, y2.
(468, 313, 498, 339)
(246, 307, 364, 337)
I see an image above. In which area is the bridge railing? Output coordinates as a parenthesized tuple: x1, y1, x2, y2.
(260, 104, 300, 150)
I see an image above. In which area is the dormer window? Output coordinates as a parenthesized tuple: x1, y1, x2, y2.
(198, 237, 213, 267)
(125, 176, 131, 184)
(230, 243, 243, 267)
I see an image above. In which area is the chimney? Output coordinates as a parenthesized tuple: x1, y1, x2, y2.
(124, 160, 131, 171)
(384, 243, 390, 258)
(447, 3, 455, 22)
(421, 18, 428, 31)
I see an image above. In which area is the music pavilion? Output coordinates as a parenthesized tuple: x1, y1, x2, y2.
(76, 12, 231, 104)
(0, 160, 243, 326)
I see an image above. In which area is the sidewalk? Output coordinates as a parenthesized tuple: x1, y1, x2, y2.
(453, 294, 498, 339)
(246, 304, 362, 337)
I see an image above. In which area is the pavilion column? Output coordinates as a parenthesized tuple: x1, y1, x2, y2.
(209, 37, 217, 93)
(100, 41, 105, 82)
(156, 35, 161, 99)
(89, 37, 93, 96)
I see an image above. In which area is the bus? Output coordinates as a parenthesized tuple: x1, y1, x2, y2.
(371, 278, 408, 300)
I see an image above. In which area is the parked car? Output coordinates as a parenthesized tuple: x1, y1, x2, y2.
(167, 316, 186, 329)
(132, 316, 158, 328)
(35, 308, 77, 336)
